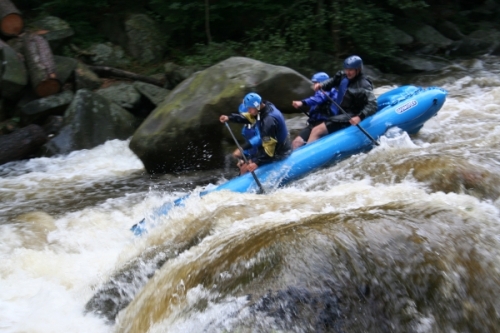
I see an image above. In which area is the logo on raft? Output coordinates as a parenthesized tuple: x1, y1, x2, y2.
(395, 100, 418, 114)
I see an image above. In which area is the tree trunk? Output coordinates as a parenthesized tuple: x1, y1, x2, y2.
(329, 0, 341, 59)
(0, 39, 27, 98)
(23, 33, 61, 97)
(87, 65, 164, 87)
(0, 124, 47, 165)
(0, 0, 23, 36)
(205, 0, 212, 45)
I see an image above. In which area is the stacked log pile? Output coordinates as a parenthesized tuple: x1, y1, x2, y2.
(23, 33, 61, 97)
(0, 0, 168, 166)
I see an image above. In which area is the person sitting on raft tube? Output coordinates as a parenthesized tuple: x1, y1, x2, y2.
(308, 55, 378, 143)
(291, 72, 339, 149)
(220, 93, 292, 175)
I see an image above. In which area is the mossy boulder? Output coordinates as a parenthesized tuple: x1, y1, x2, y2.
(129, 56, 312, 173)
(43, 89, 136, 156)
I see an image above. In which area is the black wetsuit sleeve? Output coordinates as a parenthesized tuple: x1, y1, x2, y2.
(320, 71, 343, 91)
(358, 79, 378, 120)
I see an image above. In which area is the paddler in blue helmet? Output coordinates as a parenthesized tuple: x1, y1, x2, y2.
(291, 72, 339, 149)
(220, 93, 291, 175)
(307, 55, 377, 143)
(230, 102, 260, 168)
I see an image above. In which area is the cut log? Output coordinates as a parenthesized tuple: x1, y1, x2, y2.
(23, 33, 61, 97)
(0, 39, 27, 99)
(0, 124, 47, 165)
(88, 65, 164, 87)
(0, 0, 23, 36)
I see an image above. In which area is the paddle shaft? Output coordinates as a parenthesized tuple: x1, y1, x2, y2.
(319, 89, 379, 146)
(224, 122, 265, 194)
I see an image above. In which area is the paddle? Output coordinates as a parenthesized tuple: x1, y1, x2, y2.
(319, 88, 379, 146)
(224, 122, 265, 194)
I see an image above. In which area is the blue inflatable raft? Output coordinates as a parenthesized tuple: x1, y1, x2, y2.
(132, 85, 447, 234)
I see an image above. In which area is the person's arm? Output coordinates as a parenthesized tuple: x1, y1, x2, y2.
(302, 91, 328, 107)
(219, 113, 253, 124)
(318, 71, 343, 91)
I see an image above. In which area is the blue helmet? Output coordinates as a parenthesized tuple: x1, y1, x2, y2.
(238, 103, 246, 113)
(311, 72, 329, 83)
(243, 93, 262, 110)
(343, 55, 363, 70)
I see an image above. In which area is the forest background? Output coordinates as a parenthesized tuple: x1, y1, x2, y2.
(12, 0, 495, 74)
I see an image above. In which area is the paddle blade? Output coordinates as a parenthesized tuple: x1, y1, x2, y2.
(130, 218, 146, 236)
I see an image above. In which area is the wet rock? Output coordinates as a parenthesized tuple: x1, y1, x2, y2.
(133, 81, 170, 106)
(251, 286, 343, 333)
(0, 124, 47, 165)
(20, 90, 74, 125)
(42, 89, 136, 156)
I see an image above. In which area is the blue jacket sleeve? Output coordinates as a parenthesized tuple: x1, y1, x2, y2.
(302, 91, 328, 107)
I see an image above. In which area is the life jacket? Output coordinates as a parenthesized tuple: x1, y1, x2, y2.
(330, 77, 349, 115)
(258, 101, 289, 145)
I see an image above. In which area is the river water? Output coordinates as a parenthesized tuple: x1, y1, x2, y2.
(1, 56, 500, 333)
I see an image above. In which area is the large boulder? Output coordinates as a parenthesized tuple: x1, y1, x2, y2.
(129, 57, 312, 173)
(43, 89, 136, 156)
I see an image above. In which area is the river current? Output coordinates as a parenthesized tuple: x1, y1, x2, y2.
(1, 56, 500, 333)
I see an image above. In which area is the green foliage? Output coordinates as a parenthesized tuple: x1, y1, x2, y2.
(386, 0, 428, 10)
(241, 0, 324, 66)
(332, 0, 397, 61)
(181, 41, 243, 67)
(18, 0, 485, 72)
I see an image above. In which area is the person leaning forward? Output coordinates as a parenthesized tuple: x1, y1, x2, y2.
(308, 55, 378, 143)
(291, 72, 338, 149)
(219, 93, 291, 175)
